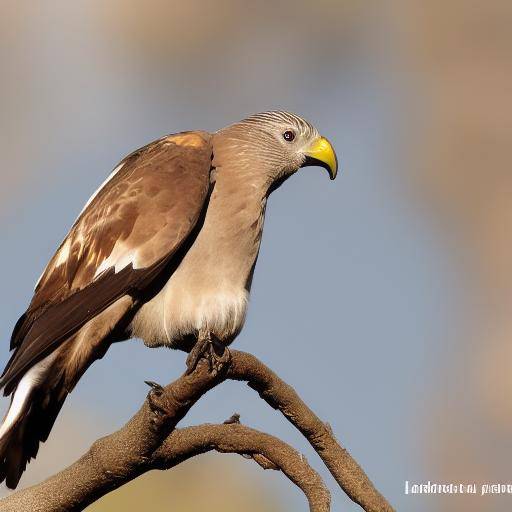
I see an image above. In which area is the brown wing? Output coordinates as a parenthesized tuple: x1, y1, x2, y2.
(1, 131, 212, 393)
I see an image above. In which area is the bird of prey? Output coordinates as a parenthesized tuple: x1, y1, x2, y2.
(0, 111, 337, 489)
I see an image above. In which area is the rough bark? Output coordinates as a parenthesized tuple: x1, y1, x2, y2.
(0, 350, 394, 512)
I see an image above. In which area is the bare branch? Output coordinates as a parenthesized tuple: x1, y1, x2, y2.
(227, 351, 395, 512)
(0, 350, 393, 512)
(155, 424, 331, 512)
(0, 423, 330, 512)
(0, 359, 225, 512)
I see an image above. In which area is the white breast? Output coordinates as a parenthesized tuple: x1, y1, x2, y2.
(131, 283, 249, 348)
(166, 287, 249, 342)
(129, 170, 266, 349)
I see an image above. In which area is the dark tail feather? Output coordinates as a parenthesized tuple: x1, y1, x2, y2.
(0, 300, 126, 489)
(0, 374, 67, 489)
(4, 417, 29, 489)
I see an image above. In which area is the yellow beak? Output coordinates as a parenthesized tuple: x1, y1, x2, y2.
(302, 136, 338, 180)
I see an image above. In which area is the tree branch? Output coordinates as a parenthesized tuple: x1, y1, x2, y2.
(0, 350, 394, 512)
(155, 424, 331, 512)
(0, 423, 330, 512)
(227, 351, 394, 512)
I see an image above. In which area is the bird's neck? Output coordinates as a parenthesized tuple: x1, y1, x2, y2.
(210, 165, 268, 243)
(196, 165, 268, 288)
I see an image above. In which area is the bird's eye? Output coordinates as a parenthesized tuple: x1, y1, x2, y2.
(282, 130, 296, 142)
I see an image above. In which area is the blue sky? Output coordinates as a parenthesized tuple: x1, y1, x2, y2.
(0, 3, 463, 510)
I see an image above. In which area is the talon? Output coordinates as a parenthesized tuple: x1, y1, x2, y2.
(186, 333, 230, 376)
(145, 380, 164, 394)
(145, 380, 169, 424)
(208, 341, 230, 376)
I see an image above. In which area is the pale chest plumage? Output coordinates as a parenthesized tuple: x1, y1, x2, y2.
(130, 173, 267, 349)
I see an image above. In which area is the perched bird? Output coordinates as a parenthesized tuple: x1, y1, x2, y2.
(0, 111, 337, 489)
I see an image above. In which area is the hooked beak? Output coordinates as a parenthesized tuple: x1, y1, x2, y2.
(302, 136, 338, 180)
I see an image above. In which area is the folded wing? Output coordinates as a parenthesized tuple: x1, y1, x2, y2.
(1, 131, 213, 394)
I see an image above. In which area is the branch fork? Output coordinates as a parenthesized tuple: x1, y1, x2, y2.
(0, 351, 394, 512)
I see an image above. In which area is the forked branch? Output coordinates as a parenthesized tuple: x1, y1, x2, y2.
(0, 350, 394, 512)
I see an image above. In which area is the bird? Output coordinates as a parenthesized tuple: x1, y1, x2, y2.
(0, 110, 338, 489)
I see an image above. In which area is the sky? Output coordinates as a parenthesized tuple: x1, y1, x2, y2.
(0, 2, 475, 510)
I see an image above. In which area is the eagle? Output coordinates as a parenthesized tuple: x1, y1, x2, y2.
(0, 111, 338, 489)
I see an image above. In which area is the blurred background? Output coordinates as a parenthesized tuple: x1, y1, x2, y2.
(1, 1, 511, 510)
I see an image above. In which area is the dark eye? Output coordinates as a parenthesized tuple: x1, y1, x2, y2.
(283, 130, 295, 142)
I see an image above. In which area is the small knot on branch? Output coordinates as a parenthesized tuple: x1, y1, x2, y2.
(223, 413, 241, 424)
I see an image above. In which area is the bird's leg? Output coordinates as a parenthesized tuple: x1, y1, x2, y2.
(185, 332, 211, 374)
(185, 329, 230, 376)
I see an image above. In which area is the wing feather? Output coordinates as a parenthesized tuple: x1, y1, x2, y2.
(3, 131, 212, 392)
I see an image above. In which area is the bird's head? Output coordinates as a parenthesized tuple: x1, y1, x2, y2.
(214, 111, 338, 190)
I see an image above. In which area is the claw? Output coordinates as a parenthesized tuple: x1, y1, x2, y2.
(185, 334, 230, 376)
(207, 340, 231, 377)
(144, 380, 168, 425)
(145, 381, 164, 394)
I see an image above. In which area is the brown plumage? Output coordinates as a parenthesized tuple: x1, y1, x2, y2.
(0, 111, 338, 489)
